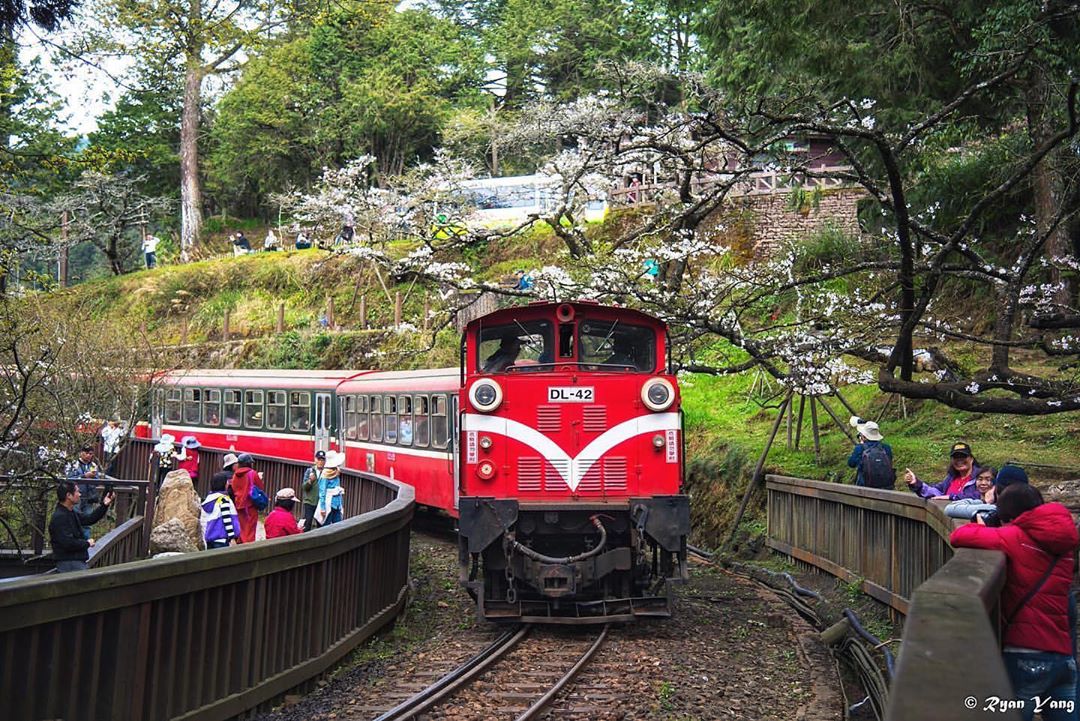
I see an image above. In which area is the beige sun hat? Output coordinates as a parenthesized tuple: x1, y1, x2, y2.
(323, 450, 345, 469)
(857, 420, 884, 441)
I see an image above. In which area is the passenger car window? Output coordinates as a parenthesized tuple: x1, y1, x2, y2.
(369, 395, 383, 442)
(203, 389, 221, 426)
(244, 390, 264, 428)
(385, 395, 398, 443)
(431, 395, 448, 448)
(182, 388, 201, 425)
(289, 392, 310, 431)
(356, 395, 369, 441)
(343, 395, 357, 440)
(413, 395, 429, 447)
(165, 389, 182, 423)
(223, 390, 242, 427)
(398, 395, 412, 446)
(267, 390, 287, 431)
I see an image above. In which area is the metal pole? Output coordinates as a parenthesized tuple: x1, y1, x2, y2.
(726, 391, 791, 549)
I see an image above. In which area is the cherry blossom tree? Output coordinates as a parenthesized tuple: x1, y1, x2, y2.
(282, 66, 1080, 415)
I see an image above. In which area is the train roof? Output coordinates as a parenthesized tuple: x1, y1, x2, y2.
(336, 368, 459, 393)
(469, 300, 665, 330)
(159, 369, 365, 390)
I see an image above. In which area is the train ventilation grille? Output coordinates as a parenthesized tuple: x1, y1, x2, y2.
(576, 457, 627, 492)
(543, 459, 571, 491)
(536, 405, 562, 432)
(582, 406, 607, 432)
(518, 457, 543, 492)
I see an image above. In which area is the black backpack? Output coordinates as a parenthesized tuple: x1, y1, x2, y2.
(861, 444, 896, 488)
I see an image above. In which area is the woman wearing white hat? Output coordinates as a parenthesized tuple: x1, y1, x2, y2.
(316, 450, 346, 526)
(846, 417, 895, 488)
(152, 434, 177, 488)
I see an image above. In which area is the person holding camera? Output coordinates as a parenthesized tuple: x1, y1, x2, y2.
(66, 445, 108, 539)
(950, 479, 1079, 720)
(846, 416, 895, 488)
(49, 479, 115, 572)
(904, 441, 983, 500)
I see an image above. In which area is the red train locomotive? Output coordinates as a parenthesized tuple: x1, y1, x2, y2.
(149, 301, 689, 623)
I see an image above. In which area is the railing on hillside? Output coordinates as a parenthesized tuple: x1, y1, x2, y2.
(0, 454, 414, 721)
(766, 475, 954, 615)
(609, 166, 854, 206)
(766, 474, 1021, 721)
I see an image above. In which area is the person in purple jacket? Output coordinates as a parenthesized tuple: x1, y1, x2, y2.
(904, 441, 983, 500)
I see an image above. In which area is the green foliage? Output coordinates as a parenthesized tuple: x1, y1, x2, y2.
(86, 63, 182, 199)
(207, 5, 486, 212)
(788, 222, 864, 275)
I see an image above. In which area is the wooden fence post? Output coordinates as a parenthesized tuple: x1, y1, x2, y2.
(180, 317, 189, 345)
(222, 311, 230, 342)
(423, 296, 430, 331)
(394, 291, 402, 328)
(277, 303, 285, 334)
(327, 297, 335, 329)
(360, 296, 368, 330)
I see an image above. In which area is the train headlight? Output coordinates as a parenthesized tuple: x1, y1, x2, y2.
(469, 379, 503, 412)
(641, 378, 675, 411)
(476, 460, 497, 480)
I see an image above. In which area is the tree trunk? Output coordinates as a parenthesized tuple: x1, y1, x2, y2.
(0, 31, 14, 296)
(179, 60, 204, 261)
(1025, 73, 1071, 307)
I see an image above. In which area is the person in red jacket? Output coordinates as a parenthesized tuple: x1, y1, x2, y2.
(265, 488, 302, 539)
(229, 453, 264, 543)
(951, 479, 1079, 721)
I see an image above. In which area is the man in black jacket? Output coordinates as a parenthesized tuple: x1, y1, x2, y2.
(49, 480, 113, 572)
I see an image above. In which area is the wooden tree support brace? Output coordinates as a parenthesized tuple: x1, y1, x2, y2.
(726, 390, 792, 550)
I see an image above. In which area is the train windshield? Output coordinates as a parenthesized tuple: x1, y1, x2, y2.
(476, 320, 554, 373)
(578, 320, 655, 372)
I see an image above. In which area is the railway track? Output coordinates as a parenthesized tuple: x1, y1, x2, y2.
(369, 624, 610, 721)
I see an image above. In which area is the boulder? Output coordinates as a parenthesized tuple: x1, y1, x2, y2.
(150, 518, 199, 554)
(151, 469, 205, 551)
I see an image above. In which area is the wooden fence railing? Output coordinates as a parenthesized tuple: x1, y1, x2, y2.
(766, 474, 955, 615)
(765, 474, 1020, 721)
(0, 443, 414, 721)
(609, 166, 855, 206)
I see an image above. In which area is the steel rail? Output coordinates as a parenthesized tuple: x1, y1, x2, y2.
(373, 625, 531, 721)
(514, 624, 610, 721)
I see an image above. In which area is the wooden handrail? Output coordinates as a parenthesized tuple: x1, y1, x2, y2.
(0, 452, 414, 721)
(765, 474, 1021, 721)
